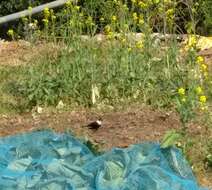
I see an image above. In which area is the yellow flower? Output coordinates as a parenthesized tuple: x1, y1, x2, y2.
(201, 64, 207, 72)
(65, 0, 72, 8)
(7, 29, 14, 37)
(199, 95, 206, 103)
(107, 31, 114, 39)
(123, 4, 129, 11)
(138, 16, 144, 25)
(176, 141, 182, 147)
(166, 8, 174, 21)
(44, 7, 50, 19)
(28, 22, 37, 29)
(188, 35, 197, 48)
(138, 1, 148, 9)
(121, 38, 126, 44)
(100, 17, 105, 22)
(86, 16, 94, 26)
(196, 56, 204, 64)
(34, 19, 38, 25)
(195, 87, 203, 95)
(181, 97, 186, 102)
(74, 6, 80, 11)
(111, 15, 117, 22)
(114, 0, 121, 5)
(42, 18, 49, 25)
(166, 9, 174, 16)
(136, 41, 143, 49)
(44, 7, 49, 14)
(132, 12, 138, 21)
(178, 88, 185, 96)
(104, 25, 111, 34)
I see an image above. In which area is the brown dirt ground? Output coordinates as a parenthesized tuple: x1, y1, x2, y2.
(0, 40, 60, 66)
(0, 107, 180, 149)
(0, 40, 212, 187)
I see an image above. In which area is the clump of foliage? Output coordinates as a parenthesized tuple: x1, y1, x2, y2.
(0, 0, 212, 37)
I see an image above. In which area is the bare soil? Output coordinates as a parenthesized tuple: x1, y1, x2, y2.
(0, 40, 60, 66)
(0, 107, 180, 149)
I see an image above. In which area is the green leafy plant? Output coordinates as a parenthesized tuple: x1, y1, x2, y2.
(1, 0, 212, 39)
(161, 130, 182, 148)
(205, 140, 212, 168)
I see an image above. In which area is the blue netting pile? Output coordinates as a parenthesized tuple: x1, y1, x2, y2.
(0, 130, 208, 190)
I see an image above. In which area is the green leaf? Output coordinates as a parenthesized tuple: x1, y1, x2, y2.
(161, 130, 182, 148)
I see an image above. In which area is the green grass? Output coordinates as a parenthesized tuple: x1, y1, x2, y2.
(0, 39, 179, 109)
(0, 66, 25, 113)
(0, 36, 211, 112)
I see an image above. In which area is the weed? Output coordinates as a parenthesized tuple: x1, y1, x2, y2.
(2, 1, 210, 121)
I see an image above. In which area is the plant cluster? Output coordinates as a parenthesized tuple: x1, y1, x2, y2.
(4, 1, 211, 118)
(1, 0, 212, 38)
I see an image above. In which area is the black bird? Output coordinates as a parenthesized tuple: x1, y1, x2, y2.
(86, 118, 102, 130)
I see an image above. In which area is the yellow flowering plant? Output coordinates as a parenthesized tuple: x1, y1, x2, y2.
(132, 12, 138, 22)
(74, 6, 80, 11)
(7, 29, 14, 37)
(178, 87, 185, 96)
(65, 0, 72, 9)
(195, 86, 203, 95)
(42, 19, 49, 26)
(175, 79, 209, 128)
(111, 15, 117, 22)
(188, 35, 197, 49)
(196, 56, 204, 64)
(100, 17, 105, 22)
(135, 41, 143, 49)
(138, 15, 144, 25)
(138, 1, 148, 9)
(43, 7, 50, 19)
(199, 95, 207, 103)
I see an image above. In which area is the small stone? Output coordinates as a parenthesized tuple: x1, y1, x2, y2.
(56, 100, 65, 109)
(37, 106, 43, 114)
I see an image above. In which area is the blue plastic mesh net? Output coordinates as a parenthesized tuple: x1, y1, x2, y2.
(0, 130, 208, 190)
